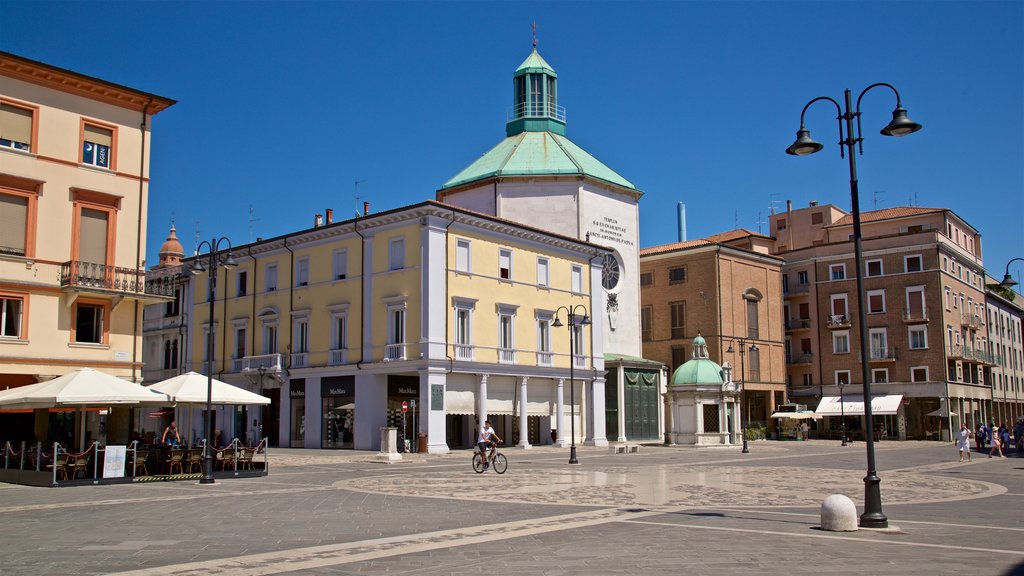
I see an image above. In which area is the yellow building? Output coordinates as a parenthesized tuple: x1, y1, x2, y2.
(0, 51, 175, 446)
(160, 201, 609, 452)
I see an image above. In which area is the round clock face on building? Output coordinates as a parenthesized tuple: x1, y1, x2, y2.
(602, 252, 621, 291)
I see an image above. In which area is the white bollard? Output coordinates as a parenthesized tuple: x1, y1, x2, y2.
(820, 494, 858, 531)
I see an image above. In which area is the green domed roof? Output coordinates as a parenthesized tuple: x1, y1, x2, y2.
(670, 335, 725, 386)
(440, 131, 638, 192)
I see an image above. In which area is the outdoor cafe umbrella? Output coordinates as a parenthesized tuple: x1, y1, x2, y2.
(926, 407, 957, 417)
(146, 372, 270, 444)
(0, 368, 166, 449)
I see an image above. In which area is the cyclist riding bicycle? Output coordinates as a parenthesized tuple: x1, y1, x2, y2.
(477, 420, 501, 469)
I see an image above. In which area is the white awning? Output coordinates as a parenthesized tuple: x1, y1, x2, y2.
(770, 411, 821, 420)
(815, 394, 904, 417)
(445, 390, 476, 415)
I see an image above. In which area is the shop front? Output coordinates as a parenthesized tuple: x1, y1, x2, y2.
(321, 376, 354, 449)
(289, 379, 305, 448)
(387, 375, 419, 452)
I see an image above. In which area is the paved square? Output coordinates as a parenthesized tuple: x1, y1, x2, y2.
(0, 441, 1021, 575)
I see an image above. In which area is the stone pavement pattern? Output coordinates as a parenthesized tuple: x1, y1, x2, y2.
(0, 440, 1020, 575)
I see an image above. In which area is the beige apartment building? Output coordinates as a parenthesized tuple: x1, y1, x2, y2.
(771, 201, 994, 441)
(0, 51, 175, 446)
(985, 278, 1024, 425)
(639, 229, 787, 436)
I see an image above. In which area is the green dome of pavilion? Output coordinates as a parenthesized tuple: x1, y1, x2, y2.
(671, 334, 726, 386)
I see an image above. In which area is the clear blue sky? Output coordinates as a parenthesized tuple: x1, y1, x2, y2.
(3, 1, 1022, 284)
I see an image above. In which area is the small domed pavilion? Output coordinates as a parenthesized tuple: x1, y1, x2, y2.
(664, 334, 742, 446)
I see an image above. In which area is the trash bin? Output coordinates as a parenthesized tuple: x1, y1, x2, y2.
(417, 432, 427, 453)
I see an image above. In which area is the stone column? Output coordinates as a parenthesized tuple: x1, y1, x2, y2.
(555, 378, 567, 447)
(478, 373, 489, 429)
(517, 376, 531, 448)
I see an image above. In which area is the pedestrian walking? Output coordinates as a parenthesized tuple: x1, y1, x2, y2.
(999, 423, 1010, 452)
(976, 422, 987, 450)
(988, 424, 1004, 458)
(956, 423, 972, 463)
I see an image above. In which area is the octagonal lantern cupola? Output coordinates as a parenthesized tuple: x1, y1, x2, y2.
(506, 48, 565, 137)
(671, 334, 726, 386)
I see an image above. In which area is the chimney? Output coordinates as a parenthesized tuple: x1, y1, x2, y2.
(363, 201, 370, 216)
(809, 200, 818, 207)
(315, 213, 323, 227)
(787, 199, 792, 212)
(326, 208, 333, 224)
(677, 202, 687, 242)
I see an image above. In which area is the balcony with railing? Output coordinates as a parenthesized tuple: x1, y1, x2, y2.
(62, 260, 176, 300)
(785, 318, 811, 332)
(960, 313, 982, 330)
(498, 348, 516, 364)
(786, 352, 813, 366)
(384, 343, 406, 362)
(242, 353, 283, 374)
(537, 351, 554, 367)
(290, 352, 309, 369)
(826, 314, 852, 329)
(506, 101, 566, 123)
(454, 344, 474, 361)
(783, 283, 810, 296)
(231, 358, 244, 372)
(869, 347, 898, 362)
(573, 354, 587, 369)
(902, 308, 929, 324)
(329, 349, 347, 366)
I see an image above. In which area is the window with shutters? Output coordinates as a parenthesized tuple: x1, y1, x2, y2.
(641, 306, 653, 342)
(265, 264, 278, 292)
(0, 101, 35, 152)
(332, 249, 348, 280)
(571, 265, 583, 293)
(455, 239, 470, 273)
(0, 187, 37, 257)
(537, 257, 549, 287)
(670, 301, 686, 339)
(81, 121, 116, 169)
(296, 257, 309, 287)
(72, 192, 118, 277)
(389, 237, 405, 271)
(499, 248, 512, 280)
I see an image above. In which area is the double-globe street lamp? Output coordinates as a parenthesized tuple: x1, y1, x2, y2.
(552, 304, 590, 465)
(726, 338, 758, 454)
(786, 82, 922, 529)
(191, 237, 238, 484)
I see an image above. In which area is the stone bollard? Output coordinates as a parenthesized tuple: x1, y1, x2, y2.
(376, 427, 402, 463)
(820, 494, 858, 531)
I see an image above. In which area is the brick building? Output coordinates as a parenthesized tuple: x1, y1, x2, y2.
(639, 230, 786, 435)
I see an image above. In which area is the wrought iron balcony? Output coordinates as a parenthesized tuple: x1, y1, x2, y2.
(785, 318, 812, 332)
(786, 352, 813, 365)
(869, 347, 898, 362)
(61, 260, 176, 299)
(826, 314, 852, 329)
(901, 309, 929, 324)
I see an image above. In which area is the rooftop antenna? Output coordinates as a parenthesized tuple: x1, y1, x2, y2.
(873, 190, 886, 210)
(767, 191, 781, 216)
(756, 210, 767, 234)
(354, 180, 365, 217)
(734, 210, 740, 230)
(248, 205, 260, 243)
(532, 21, 538, 48)
(193, 220, 202, 255)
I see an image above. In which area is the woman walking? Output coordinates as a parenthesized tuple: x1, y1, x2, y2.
(988, 423, 1004, 458)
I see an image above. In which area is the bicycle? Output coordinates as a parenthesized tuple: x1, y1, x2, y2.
(472, 445, 507, 474)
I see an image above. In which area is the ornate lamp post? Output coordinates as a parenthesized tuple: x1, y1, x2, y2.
(786, 82, 922, 529)
(552, 304, 590, 465)
(191, 237, 238, 484)
(727, 339, 758, 453)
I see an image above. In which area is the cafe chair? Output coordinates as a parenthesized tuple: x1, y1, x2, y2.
(164, 449, 184, 475)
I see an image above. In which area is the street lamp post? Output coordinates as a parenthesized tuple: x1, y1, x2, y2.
(552, 304, 590, 465)
(838, 380, 848, 446)
(999, 258, 1024, 289)
(786, 82, 922, 529)
(727, 339, 758, 454)
(191, 237, 238, 484)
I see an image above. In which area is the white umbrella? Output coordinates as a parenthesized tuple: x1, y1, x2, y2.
(147, 372, 270, 405)
(926, 408, 957, 417)
(0, 368, 165, 450)
(0, 368, 165, 409)
(147, 372, 270, 445)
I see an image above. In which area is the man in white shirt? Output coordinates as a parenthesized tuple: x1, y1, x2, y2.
(477, 420, 501, 468)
